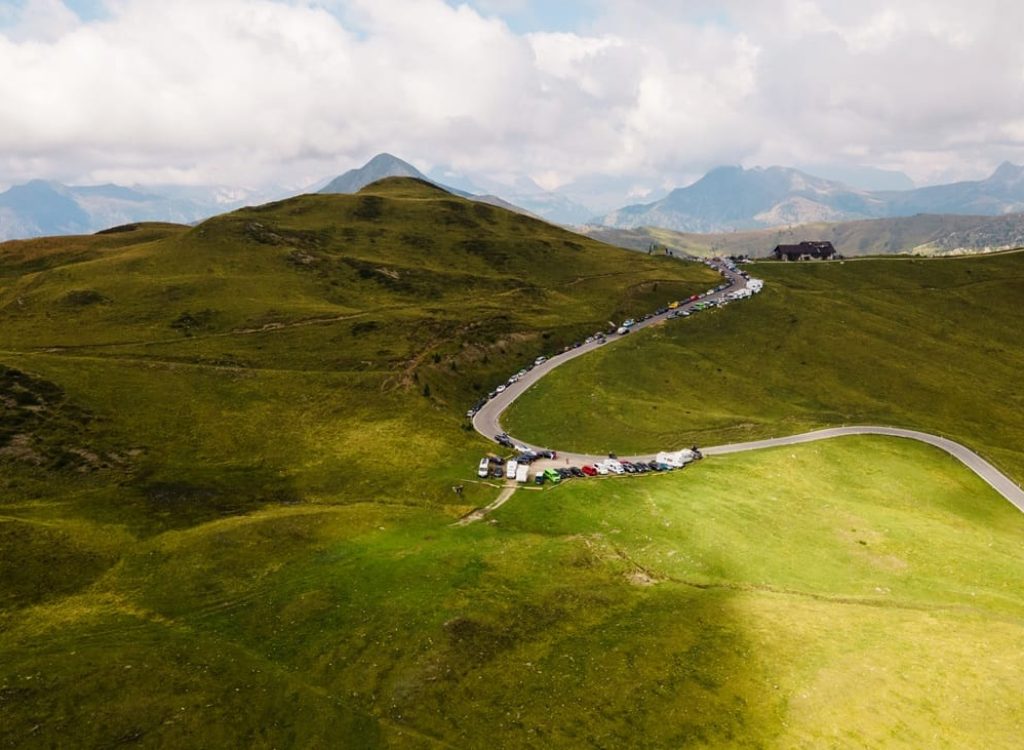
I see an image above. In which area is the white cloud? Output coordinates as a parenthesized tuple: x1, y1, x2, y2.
(0, 0, 1022, 195)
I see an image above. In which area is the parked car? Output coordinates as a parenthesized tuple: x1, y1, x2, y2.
(616, 326, 630, 335)
(543, 468, 561, 483)
(596, 463, 610, 475)
(534, 356, 547, 366)
(477, 458, 490, 478)
(534, 473, 546, 486)
(506, 460, 519, 480)
(581, 465, 597, 476)
(570, 467, 585, 478)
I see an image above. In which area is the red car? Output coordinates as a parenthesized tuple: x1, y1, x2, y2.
(688, 294, 700, 302)
(581, 465, 598, 476)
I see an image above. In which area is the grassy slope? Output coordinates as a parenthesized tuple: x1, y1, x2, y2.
(0, 178, 718, 528)
(506, 251, 1024, 483)
(3, 188, 1023, 747)
(3, 437, 1022, 748)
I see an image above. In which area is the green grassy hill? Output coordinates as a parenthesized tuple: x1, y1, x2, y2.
(0, 177, 717, 526)
(3, 186, 1023, 748)
(506, 250, 1024, 483)
(585, 213, 1024, 258)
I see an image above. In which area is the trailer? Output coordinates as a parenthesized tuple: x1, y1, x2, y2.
(515, 464, 529, 483)
(656, 449, 697, 468)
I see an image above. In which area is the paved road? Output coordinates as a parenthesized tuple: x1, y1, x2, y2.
(470, 262, 1024, 514)
(472, 261, 749, 443)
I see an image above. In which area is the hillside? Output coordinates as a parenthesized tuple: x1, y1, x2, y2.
(0, 176, 715, 513)
(506, 250, 1024, 483)
(596, 162, 1024, 233)
(585, 212, 1024, 258)
(2, 192, 1022, 746)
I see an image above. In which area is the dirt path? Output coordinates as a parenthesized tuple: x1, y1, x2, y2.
(454, 480, 520, 525)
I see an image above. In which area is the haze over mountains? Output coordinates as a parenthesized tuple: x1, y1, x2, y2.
(6, 154, 1024, 251)
(586, 213, 1024, 259)
(0, 179, 274, 241)
(596, 163, 1024, 232)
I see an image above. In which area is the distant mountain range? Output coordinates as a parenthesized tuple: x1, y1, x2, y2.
(584, 212, 1024, 258)
(0, 180, 271, 241)
(595, 163, 1024, 232)
(6, 155, 1024, 249)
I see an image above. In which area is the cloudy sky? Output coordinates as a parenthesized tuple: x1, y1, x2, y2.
(2, 0, 1023, 200)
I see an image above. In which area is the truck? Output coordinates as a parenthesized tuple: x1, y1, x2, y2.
(515, 464, 530, 483)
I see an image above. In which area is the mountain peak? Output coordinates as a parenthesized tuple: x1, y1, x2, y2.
(364, 152, 414, 169)
(320, 153, 428, 195)
(989, 161, 1024, 183)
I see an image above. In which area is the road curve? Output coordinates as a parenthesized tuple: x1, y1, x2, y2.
(471, 264, 1024, 514)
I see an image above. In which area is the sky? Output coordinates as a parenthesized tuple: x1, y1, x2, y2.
(2, 0, 1024, 202)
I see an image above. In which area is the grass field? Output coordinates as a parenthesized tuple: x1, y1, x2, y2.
(505, 251, 1024, 484)
(2, 185, 1023, 747)
(3, 436, 1023, 748)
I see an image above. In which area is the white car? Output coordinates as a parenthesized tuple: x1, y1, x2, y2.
(534, 356, 547, 366)
(496, 384, 506, 393)
(606, 460, 625, 475)
(595, 463, 610, 475)
(477, 458, 490, 478)
(506, 460, 519, 480)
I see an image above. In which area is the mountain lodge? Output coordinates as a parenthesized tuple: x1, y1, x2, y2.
(771, 241, 837, 261)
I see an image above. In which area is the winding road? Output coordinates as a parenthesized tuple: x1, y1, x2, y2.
(470, 262, 1024, 515)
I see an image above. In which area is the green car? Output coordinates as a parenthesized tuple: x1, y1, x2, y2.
(543, 468, 561, 484)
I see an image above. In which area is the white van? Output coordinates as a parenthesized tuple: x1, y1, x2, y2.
(506, 460, 518, 480)
(477, 458, 490, 478)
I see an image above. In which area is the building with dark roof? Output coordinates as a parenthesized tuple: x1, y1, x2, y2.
(771, 241, 837, 261)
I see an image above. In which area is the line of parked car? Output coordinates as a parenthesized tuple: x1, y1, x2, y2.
(531, 453, 704, 486)
(469, 257, 764, 483)
(477, 445, 704, 485)
(465, 260, 756, 420)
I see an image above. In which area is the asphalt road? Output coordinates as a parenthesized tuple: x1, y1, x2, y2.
(472, 260, 749, 445)
(470, 262, 1024, 514)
